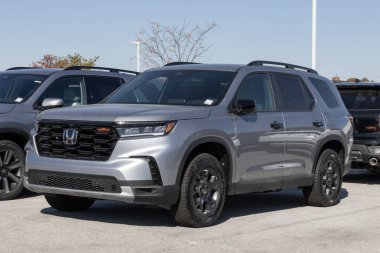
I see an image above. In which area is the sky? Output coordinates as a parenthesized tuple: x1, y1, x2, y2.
(1, 0, 379, 80)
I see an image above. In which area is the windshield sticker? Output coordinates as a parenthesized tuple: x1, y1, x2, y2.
(204, 99, 214, 105)
(15, 97, 23, 103)
(34, 80, 42, 84)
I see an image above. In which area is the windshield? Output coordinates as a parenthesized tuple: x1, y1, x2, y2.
(106, 70, 237, 106)
(0, 73, 46, 104)
(339, 88, 380, 110)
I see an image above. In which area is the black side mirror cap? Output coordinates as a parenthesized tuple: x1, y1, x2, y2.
(231, 99, 256, 116)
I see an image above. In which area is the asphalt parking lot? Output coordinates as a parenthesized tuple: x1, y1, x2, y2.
(1, 170, 379, 253)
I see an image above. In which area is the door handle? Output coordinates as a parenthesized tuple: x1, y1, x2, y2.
(270, 121, 283, 130)
(313, 120, 324, 127)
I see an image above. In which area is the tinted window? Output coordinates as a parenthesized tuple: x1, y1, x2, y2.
(272, 74, 313, 111)
(41, 76, 85, 107)
(0, 74, 46, 104)
(85, 76, 123, 104)
(235, 73, 275, 111)
(339, 88, 380, 110)
(106, 70, 237, 106)
(309, 78, 339, 108)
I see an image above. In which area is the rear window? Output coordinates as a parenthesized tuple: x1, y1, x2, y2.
(338, 87, 380, 110)
(309, 78, 339, 108)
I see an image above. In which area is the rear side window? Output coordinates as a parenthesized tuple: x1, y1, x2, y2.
(85, 76, 124, 104)
(271, 74, 313, 111)
(309, 78, 339, 108)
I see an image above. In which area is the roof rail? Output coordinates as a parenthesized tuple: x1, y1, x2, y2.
(247, 61, 318, 75)
(164, 62, 200, 66)
(6, 67, 39, 71)
(64, 66, 139, 75)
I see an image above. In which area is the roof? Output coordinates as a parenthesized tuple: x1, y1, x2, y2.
(2, 68, 61, 75)
(147, 61, 318, 76)
(150, 64, 245, 72)
(336, 82, 380, 87)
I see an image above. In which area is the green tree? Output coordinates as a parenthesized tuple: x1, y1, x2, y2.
(32, 53, 99, 68)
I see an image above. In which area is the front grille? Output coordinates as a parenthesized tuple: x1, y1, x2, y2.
(28, 169, 122, 193)
(36, 121, 119, 161)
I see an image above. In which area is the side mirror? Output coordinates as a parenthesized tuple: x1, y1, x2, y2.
(39, 98, 64, 110)
(232, 99, 256, 115)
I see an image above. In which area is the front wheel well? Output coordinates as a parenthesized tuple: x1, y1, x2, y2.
(181, 142, 232, 186)
(0, 133, 28, 150)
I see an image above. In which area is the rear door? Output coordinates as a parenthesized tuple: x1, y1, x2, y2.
(233, 73, 285, 193)
(270, 73, 325, 186)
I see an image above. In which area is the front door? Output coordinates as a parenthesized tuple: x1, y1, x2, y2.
(233, 73, 285, 193)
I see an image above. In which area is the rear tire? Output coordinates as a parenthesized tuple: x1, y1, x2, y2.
(0, 141, 25, 201)
(303, 149, 343, 207)
(174, 153, 226, 227)
(45, 195, 95, 212)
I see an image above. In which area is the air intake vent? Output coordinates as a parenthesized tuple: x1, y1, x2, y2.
(28, 169, 122, 193)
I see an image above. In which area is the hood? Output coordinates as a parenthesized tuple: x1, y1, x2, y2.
(38, 104, 212, 122)
(0, 104, 16, 114)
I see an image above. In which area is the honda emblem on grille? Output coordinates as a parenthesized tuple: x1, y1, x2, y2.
(63, 129, 78, 145)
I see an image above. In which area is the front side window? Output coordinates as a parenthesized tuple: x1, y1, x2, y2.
(0, 74, 46, 104)
(106, 70, 237, 106)
(40, 76, 85, 107)
(235, 73, 275, 111)
(339, 88, 380, 110)
(272, 74, 313, 111)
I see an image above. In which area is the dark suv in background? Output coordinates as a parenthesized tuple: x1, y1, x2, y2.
(0, 66, 137, 200)
(337, 82, 380, 172)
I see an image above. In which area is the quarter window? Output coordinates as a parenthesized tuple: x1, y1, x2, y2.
(309, 77, 339, 108)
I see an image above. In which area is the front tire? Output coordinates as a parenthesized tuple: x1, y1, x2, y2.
(45, 195, 95, 212)
(303, 149, 343, 207)
(0, 141, 25, 201)
(174, 153, 226, 227)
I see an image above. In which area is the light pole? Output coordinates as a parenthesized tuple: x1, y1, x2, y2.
(130, 41, 144, 72)
(312, 0, 317, 70)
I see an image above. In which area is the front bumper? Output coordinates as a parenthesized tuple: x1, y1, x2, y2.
(24, 133, 183, 206)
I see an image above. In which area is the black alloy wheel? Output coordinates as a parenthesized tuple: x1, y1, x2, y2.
(0, 141, 25, 200)
(190, 168, 223, 217)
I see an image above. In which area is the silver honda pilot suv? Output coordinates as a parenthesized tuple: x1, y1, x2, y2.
(24, 61, 353, 227)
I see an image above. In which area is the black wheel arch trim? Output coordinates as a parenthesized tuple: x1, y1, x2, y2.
(313, 134, 346, 174)
(175, 136, 235, 190)
(0, 129, 30, 147)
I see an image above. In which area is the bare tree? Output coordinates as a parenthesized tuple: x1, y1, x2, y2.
(137, 21, 217, 67)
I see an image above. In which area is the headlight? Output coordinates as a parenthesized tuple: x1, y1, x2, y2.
(116, 121, 176, 137)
